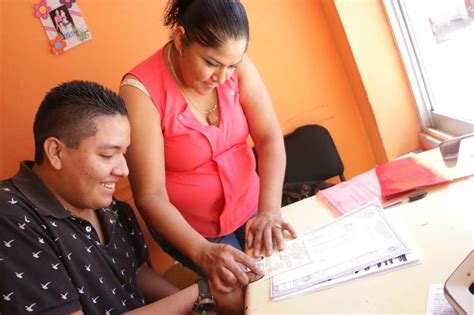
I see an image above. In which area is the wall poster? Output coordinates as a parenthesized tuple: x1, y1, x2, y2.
(33, 0, 91, 55)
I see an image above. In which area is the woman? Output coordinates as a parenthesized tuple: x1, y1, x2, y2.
(120, 0, 296, 293)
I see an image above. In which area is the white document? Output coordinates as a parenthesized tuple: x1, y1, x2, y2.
(272, 251, 421, 301)
(254, 238, 313, 281)
(425, 284, 456, 315)
(271, 201, 410, 299)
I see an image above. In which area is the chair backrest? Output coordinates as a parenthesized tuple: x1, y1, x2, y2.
(284, 124, 345, 183)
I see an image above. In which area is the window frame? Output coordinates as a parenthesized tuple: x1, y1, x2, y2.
(383, 0, 474, 138)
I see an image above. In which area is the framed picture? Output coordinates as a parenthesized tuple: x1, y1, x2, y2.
(34, 0, 91, 55)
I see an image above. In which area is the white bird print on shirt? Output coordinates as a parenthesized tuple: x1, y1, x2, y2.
(111, 288, 117, 295)
(32, 251, 42, 258)
(130, 292, 135, 299)
(3, 240, 14, 247)
(129, 229, 135, 236)
(2, 187, 11, 191)
(126, 252, 130, 258)
(25, 303, 36, 312)
(51, 263, 59, 270)
(41, 282, 51, 289)
(109, 219, 115, 224)
(17, 222, 26, 230)
(3, 292, 13, 301)
(120, 269, 125, 276)
(7, 198, 17, 204)
(38, 237, 45, 244)
(77, 286, 84, 294)
(121, 299, 127, 306)
(71, 233, 77, 239)
(86, 234, 92, 240)
(99, 277, 103, 284)
(85, 246, 92, 253)
(112, 258, 116, 264)
(85, 264, 91, 272)
(15, 272, 24, 279)
(50, 221, 57, 227)
(91, 296, 100, 304)
(105, 308, 113, 315)
(67, 252, 72, 260)
(60, 292, 68, 300)
(24, 216, 30, 223)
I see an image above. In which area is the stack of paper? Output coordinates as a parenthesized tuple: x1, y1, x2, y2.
(317, 169, 386, 215)
(263, 201, 421, 301)
(319, 145, 474, 216)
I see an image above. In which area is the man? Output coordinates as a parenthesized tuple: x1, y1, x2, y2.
(0, 81, 242, 314)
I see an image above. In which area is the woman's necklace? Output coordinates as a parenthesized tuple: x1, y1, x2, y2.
(166, 43, 219, 126)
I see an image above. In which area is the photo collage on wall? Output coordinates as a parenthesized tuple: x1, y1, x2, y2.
(33, 0, 91, 55)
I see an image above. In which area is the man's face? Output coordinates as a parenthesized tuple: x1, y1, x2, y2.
(57, 114, 130, 213)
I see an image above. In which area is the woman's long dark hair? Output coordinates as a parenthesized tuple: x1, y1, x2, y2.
(164, 0, 249, 48)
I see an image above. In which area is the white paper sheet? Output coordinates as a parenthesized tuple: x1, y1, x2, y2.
(272, 251, 421, 301)
(253, 238, 313, 282)
(271, 201, 410, 299)
(425, 284, 456, 315)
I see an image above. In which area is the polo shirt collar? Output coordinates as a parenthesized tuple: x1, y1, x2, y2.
(11, 161, 71, 219)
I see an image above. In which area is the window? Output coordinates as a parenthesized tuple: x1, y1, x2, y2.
(384, 0, 474, 137)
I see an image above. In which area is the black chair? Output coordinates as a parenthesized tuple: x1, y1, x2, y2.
(282, 124, 345, 206)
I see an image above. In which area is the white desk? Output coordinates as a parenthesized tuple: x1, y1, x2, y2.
(245, 177, 473, 314)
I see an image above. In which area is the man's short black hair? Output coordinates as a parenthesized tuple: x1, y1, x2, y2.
(33, 80, 127, 164)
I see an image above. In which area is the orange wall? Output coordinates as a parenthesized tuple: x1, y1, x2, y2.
(245, 0, 377, 178)
(0, 0, 420, 270)
(332, 0, 421, 161)
(0, 0, 168, 180)
(0, 0, 378, 180)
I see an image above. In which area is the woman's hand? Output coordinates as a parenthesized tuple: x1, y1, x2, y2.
(197, 243, 263, 293)
(246, 210, 297, 257)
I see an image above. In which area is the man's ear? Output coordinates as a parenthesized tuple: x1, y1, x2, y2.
(173, 26, 186, 55)
(43, 137, 65, 170)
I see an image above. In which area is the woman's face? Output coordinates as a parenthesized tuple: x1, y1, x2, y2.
(178, 38, 248, 95)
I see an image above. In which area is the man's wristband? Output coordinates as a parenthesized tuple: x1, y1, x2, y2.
(192, 278, 216, 313)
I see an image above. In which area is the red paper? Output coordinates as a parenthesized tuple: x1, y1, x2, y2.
(375, 156, 449, 198)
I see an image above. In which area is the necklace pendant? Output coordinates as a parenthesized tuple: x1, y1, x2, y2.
(206, 111, 219, 126)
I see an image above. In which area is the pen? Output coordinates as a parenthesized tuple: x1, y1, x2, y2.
(383, 191, 428, 209)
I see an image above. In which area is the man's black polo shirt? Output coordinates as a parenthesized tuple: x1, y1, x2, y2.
(0, 162, 149, 314)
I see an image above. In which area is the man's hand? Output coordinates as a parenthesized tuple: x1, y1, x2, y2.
(246, 210, 297, 257)
(210, 281, 244, 315)
(198, 243, 263, 293)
